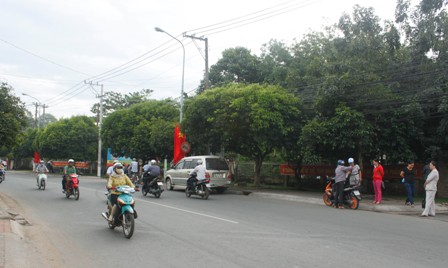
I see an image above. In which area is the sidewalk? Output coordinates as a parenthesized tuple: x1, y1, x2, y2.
(0, 191, 39, 268)
(227, 187, 448, 214)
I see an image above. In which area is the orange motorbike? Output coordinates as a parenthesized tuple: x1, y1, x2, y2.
(323, 177, 361, 209)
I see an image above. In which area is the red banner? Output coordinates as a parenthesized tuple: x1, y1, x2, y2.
(173, 124, 186, 165)
(33, 152, 40, 163)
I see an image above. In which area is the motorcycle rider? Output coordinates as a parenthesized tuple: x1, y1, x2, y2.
(0, 161, 5, 180)
(106, 159, 119, 177)
(142, 160, 161, 191)
(35, 160, 49, 186)
(106, 162, 135, 223)
(188, 159, 206, 192)
(62, 159, 77, 193)
(333, 160, 352, 209)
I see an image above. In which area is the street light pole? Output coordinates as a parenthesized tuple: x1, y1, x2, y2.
(155, 27, 185, 123)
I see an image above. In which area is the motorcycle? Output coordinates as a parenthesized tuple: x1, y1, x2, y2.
(142, 174, 164, 198)
(186, 173, 210, 200)
(0, 168, 5, 183)
(65, 173, 80, 200)
(323, 176, 361, 209)
(130, 172, 141, 185)
(101, 185, 137, 239)
(37, 171, 48, 190)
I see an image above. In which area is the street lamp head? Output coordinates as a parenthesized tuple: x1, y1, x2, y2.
(155, 27, 164, 33)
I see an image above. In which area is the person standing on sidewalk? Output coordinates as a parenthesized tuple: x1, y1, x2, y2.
(347, 158, 362, 188)
(333, 160, 352, 209)
(421, 161, 439, 217)
(372, 159, 384, 204)
(400, 161, 416, 207)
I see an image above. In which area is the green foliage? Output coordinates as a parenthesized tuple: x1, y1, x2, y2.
(0, 82, 28, 151)
(36, 116, 98, 161)
(11, 128, 37, 159)
(184, 84, 302, 185)
(102, 99, 178, 160)
(208, 47, 262, 87)
(90, 89, 153, 123)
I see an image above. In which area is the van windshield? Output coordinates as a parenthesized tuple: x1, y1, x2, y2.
(206, 159, 228, 170)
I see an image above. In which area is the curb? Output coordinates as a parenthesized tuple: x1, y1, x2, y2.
(228, 189, 448, 214)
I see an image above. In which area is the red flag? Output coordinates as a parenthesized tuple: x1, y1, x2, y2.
(173, 124, 186, 165)
(33, 151, 40, 163)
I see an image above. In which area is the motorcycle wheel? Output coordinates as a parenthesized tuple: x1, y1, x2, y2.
(142, 187, 148, 196)
(323, 193, 332, 206)
(185, 187, 191, 198)
(122, 212, 134, 239)
(349, 195, 359, 210)
(41, 180, 46, 191)
(74, 187, 80, 200)
(202, 186, 210, 200)
(66, 191, 71, 198)
(155, 191, 161, 198)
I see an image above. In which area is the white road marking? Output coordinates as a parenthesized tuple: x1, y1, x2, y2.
(138, 199, 239, 224)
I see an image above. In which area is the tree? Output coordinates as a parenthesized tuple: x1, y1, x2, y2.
(36, 116, 98, 161)
(90, 89, 153, 124)
(207, 47, 262, 88)
(0, 82, 28, 152)
(102, 99, 178, 160)
(184, 84, 302, 186)
(12, 128, 37, 159)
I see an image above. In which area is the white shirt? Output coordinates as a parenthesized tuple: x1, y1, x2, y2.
(193, 164, 206, 180)
(106, 166, 114, 176)
(425, 169, 439, 191)
(130, 161, 139, 172)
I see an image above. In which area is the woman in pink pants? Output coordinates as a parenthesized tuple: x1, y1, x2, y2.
(372, 159, 384, 204)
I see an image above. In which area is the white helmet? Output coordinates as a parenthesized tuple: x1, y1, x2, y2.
(150, 160, 156, 165)
(68, 159, 74, 163)
(113, 162, 123, 170)
(348, 158, 354, 164)
(197, 159, 203, 165)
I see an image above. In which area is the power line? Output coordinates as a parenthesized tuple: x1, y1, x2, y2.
(0, 38, 90, 76)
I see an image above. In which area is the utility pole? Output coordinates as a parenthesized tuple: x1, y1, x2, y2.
(33, 102, 39, 129)
(183, 33, 209, 90)
(85, 81, 104, 177)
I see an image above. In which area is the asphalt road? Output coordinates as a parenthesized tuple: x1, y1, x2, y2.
(1, 171, 448, 268)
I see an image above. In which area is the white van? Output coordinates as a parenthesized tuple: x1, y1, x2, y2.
(165, 156, 231, 193)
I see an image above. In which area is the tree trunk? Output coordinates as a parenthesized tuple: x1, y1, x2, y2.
(254, 157, 263, 187)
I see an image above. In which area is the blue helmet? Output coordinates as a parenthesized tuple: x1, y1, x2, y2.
(337, 160, 344, 166)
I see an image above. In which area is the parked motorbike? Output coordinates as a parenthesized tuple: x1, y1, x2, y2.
(101, 185, 137, 239)
(65, 173, 80, 200)
(37, 171, 48, 190)
(142, 174, 164, 198)
(323, 176, 361, 209)
(186, 173, 210, 200)
(0, 168, 5, 183)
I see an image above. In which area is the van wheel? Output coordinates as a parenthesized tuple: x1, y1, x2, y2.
(166, 179, 173, 191)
